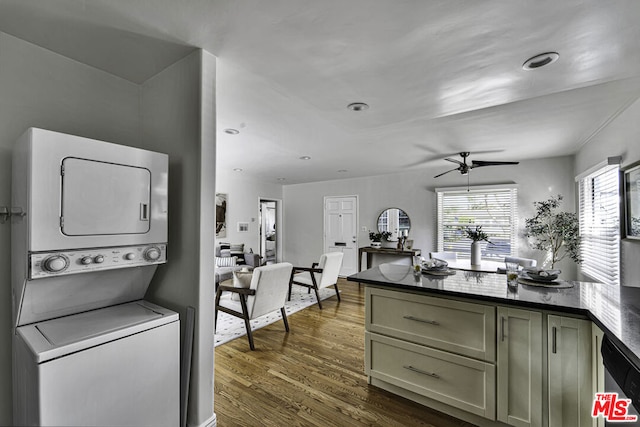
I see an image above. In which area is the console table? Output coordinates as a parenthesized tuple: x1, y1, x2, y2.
(358, 246, 421, 272)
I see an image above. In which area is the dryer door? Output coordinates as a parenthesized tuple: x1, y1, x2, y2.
(61, 157, 151, 236)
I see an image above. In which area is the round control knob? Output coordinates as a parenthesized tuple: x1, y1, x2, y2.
(42, 255, 69, 273)
(144, 247, 162, 261)
(80, 256, 93, 265)
(125, 253, 136, 260)
(94, 255, 105, 264)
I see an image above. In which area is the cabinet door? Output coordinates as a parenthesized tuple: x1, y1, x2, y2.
(547, 315, 594, 427)
(591, 324, 605, 427)
(497, 307, 543, 427)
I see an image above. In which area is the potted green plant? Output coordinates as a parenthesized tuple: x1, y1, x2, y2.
(369, 231, 392, 248)
(462, 225, 491, 265)
(524, 195, 581, 269)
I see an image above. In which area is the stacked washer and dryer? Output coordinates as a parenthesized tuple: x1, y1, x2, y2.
(11, 128, 179, 426)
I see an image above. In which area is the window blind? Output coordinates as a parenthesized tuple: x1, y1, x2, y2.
(437, 185, 518, 260)
(578, 165, 620, 285)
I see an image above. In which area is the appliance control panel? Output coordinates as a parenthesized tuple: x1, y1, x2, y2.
(29, 244, 167, 279)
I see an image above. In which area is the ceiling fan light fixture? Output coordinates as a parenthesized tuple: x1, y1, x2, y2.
(522, 52, 559, 70)
(347, 102, 369, 112)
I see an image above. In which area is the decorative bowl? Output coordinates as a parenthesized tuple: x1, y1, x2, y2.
(423, 258, 448, 271)
(524, 268, 561, 282)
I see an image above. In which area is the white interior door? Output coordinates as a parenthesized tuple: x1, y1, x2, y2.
(324, 196, 358, 276)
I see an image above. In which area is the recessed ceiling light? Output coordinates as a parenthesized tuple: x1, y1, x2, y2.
(224, 128, 239, 135)
(233, 168, 243, 172)
(522, 52, 559, 70)
(277, 178, 286, 181)
(347, 102, 369, 112)
(337, 169, 348, 173)
(299, 156, 311, 160)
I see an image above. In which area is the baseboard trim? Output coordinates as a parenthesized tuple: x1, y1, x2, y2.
(188, 412, 216, 427)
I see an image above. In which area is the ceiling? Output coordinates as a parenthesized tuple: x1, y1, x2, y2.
(1, 0, 640, 184)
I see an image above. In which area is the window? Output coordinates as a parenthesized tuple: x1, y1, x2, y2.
(578, 164, 620, 285)
(436, 185, 518, 260)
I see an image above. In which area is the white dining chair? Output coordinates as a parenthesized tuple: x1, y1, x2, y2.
(504, 256, 537, 268)
(429, 251, 458, 261)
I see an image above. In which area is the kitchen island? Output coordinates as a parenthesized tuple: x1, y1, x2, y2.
(347, 263, 640, 427)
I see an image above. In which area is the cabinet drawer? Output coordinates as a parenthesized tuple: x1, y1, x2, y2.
(366, 287, 496, 361)
(366, 332, 496, 420)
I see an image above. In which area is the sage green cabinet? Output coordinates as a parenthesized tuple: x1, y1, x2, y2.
(496, 306, 543, 427)
(547, 315, 594, 427)
(591, 325, 605, 427)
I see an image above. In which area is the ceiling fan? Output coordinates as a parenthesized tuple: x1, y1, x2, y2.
(434, 152, 519, 178)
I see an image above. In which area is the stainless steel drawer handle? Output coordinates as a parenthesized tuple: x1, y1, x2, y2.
(404, 365, 440, 379)
(403, 315, 439, 326)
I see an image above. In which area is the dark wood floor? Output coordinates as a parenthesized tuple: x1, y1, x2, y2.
(214, 279, 476, 427)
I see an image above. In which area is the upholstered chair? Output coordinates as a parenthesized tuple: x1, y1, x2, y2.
(215, 262, 293, 350)
(288, 252, 344, 309)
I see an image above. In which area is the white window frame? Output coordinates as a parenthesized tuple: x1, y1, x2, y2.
(577, 162, 620, 286)
(436, 184, 518, 260)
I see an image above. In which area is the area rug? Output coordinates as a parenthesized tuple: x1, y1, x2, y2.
(214, 286, 336, 347)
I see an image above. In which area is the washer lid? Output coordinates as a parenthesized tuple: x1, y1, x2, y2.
(36, 302, 163, 346)
(17, 301, 178, 363)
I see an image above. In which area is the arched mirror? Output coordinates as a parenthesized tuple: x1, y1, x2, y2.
(377, 208, 410, 240)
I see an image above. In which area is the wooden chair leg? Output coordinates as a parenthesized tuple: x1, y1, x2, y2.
(280, 307, 290, 332)
(334, 282, 341, 302)
(214, 287, 223, 332)
(313, 285, 323, 309)
(244, 317, 255, 351)
(239, 294, 255, 350)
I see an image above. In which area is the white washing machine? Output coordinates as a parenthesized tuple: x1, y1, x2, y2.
(13, 301, 179, 426)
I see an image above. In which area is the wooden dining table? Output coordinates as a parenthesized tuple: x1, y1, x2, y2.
(445, 258, 506, 273)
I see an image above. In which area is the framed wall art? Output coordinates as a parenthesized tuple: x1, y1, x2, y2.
(624, 164, 640, 240)
(216, 193, 227, 238)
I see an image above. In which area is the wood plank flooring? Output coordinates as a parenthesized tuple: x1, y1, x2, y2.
(214, 279, 476, 427)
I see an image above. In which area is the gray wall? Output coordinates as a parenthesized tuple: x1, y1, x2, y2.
(283, 156, 577, 278)
(575, 96, 640, 287)
(0, 31, 141, 425)
(0, 32, 216, 425)
(140, 50, 216, 427)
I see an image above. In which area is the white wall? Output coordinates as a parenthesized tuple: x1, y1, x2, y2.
(215, 171, 283, 257)
(575, 96, 640, 287)
(0, 32, 141, 425)
(283, 156, 577, 278)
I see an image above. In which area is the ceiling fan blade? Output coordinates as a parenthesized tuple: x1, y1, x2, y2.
(444, 158, 464, 166)
(434, 168, 459, 178)
(471, 160, 520, 167)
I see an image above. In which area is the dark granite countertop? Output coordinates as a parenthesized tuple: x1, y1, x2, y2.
(347, 263, 640, 369)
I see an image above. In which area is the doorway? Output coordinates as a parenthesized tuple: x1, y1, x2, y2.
(324, 195, 358, 276)
(259, 199, 278, 265)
